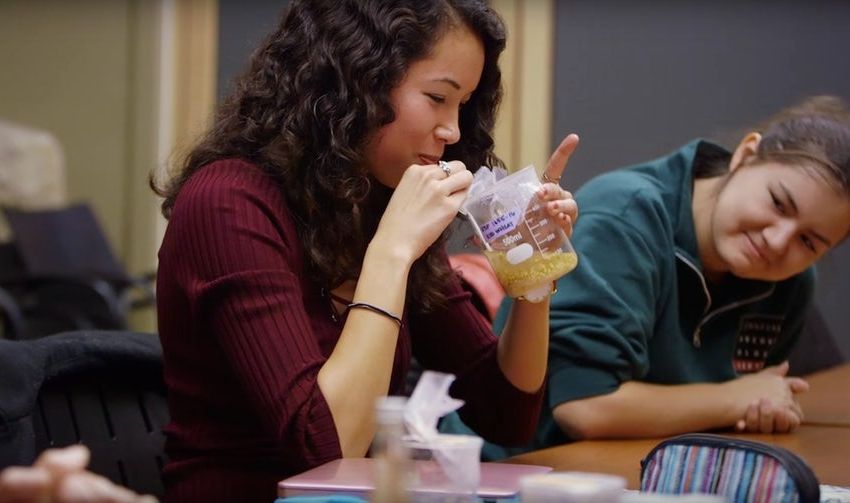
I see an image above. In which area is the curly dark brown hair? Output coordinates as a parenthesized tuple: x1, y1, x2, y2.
(153, 0, 507, 311)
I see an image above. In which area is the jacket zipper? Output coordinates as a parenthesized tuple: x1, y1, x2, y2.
(674, 252, 775, 348)
(692, 286, 775, 347)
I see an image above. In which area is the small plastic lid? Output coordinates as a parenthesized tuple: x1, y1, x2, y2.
(375, 396, 408, 424)
(520, 472, 626, 502)
(521, 283, 554, 303)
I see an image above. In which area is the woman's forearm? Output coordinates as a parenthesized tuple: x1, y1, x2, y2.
(497, 299, 550, 393)
(552, 380, 744, 440)
(317, 242, 412, 457)
(552, 362, 807, 440)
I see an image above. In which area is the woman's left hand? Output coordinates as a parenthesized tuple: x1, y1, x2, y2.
(538, 133, 580, 237)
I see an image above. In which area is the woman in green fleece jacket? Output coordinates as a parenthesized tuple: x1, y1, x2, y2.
(525, 95, 850, 446)
(442, 96, 850, 455)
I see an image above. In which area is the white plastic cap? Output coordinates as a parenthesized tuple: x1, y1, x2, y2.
(520, 471, 626, 502)
(375, 396, 408, 425)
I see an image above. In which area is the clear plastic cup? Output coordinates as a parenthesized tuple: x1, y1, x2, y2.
(405, 434, 483, 502)
(462, 165, 578, 302)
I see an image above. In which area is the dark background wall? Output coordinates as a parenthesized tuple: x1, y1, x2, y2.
(218, 0, 850, 357)
(217, 0, 289, 102)
(551, 0, 850, 358)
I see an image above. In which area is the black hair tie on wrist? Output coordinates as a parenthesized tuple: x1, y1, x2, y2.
(345, 302, 403, 328)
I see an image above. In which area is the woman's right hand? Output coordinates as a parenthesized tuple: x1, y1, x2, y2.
(373, 160, 472, 263)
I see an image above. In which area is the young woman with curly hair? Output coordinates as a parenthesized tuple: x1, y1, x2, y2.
(153, 0, 579, 500)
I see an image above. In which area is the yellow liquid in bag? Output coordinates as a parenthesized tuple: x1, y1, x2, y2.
(483, 250, 578, 298)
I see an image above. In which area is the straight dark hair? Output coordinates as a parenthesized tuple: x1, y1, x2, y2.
(697, 95, 850, 195)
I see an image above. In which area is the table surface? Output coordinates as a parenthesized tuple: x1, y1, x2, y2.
(798, 363, 850, 427)
(508, 425, 850, 489)
(508, 363, 850, 489)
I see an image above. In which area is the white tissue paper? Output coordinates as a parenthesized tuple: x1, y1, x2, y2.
(404, 371, 464, 440)
(403, 371, 483, 494)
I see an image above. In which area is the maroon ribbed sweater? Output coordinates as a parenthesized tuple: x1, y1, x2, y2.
(156, 160, 544, 502)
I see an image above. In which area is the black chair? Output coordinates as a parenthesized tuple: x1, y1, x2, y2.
(0, 204, 155, 339)
(0, 330, 168, 498)
(0, 284, 25, 339)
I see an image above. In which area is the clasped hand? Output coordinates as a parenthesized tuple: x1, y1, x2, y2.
(730, 361, 809, 434)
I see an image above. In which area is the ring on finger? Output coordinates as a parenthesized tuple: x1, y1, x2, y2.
(542, 172, 561, 184)
(439, 160, 452, 178)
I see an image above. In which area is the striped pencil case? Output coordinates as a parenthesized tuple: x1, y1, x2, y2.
(640, 433, 820, 503)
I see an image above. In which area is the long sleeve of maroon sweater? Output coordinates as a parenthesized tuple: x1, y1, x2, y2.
(156, 159, 544, 502)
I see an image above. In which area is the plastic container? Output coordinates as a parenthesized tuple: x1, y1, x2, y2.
(371, 396, 412, 503)
(405, 434, 483, 503)
(462, 165, 577, 302)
